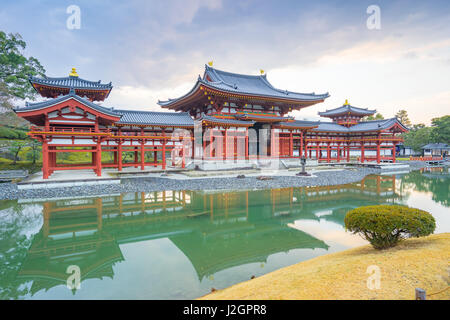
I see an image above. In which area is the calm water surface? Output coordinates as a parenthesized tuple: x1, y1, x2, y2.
(0, 168, 448, 299)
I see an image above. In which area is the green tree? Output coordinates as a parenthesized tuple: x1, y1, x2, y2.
(430, 115, 450, 143)
(364, 113, 384, 121)
(8, 140, 27, 164)
(25, 140, 41, 164)
(395, 109, 412, 127)
(0, 81, 14, 110)
(402, 126, 433, 152)
(0, 31, 45, 105)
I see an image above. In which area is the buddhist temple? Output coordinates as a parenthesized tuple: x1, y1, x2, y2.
(14, 65, 408, 179)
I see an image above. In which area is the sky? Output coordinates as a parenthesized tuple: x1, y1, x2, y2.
(1, 0, 449, 124)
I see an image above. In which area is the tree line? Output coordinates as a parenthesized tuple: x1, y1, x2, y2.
(363, 109, 449, 153)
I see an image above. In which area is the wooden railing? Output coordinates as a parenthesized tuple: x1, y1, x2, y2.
(30, 126, 111, 135)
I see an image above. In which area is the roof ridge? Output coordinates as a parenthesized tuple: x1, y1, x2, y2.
(205, 64, 262, 79)
(358, 118, 392, 124)
(205, 66, 240, 89)
(115, 109, 189, 115)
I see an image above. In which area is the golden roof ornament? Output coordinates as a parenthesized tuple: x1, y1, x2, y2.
(344, 99, 349, 105)
(69, 68, 79, 77)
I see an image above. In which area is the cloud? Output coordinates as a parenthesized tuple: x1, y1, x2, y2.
(107, 81, 196, 111)
(2, 0, 449, 123)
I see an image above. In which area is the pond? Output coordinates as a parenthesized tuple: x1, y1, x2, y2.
(0, 168, 448, 299)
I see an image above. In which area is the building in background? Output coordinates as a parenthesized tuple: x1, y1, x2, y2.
(422, 143, 449, 157)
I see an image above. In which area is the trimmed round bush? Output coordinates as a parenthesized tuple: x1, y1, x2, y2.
(344, 205, 436, 249)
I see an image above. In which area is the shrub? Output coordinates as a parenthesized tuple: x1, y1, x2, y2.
(344, 205, 436, 249)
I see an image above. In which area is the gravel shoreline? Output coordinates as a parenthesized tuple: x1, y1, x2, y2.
(0, 167, 385, 201)
(0, 161, 430, 201)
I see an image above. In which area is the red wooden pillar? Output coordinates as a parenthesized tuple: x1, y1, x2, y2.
(270, 128, 274, 157)
(162, 130, 166, 170)
(377, 143, 381, 164)
(42, 141, 49, 179)
(317, 143, 320, 160)
(392, 143, 396, 163)
(118, 141, 123, 171)
(96, 141, 102, 176)
(182, 146, 185, 168)
(245, 128, 249, 160)
(327, 143, 331, 163)
(203, 128, 207, 160)
(289, 131, 293, 157)
(347, 144, 350, 162)
(300, 131, 304, 158)
(210, 128, 213, 158)
(117, 128, 122, 171)
(376, 133, 381, 164)
(337, 143, 341, 162)
(140, 140, 145, 170)
(361, 142, 365, 163)
(224, 128, 228, 160)
(140, 128, 145, 170)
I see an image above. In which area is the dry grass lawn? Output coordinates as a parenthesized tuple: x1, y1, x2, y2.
(200, 233, 450, 300)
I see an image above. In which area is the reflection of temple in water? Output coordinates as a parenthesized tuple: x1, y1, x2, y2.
(18, 175, 398, 294)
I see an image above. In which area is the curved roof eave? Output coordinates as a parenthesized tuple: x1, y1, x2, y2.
(15, 92, 120, 118)
(158, 78, 203, 107)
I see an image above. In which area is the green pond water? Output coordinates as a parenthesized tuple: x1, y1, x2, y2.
(0, 168, 449, 300)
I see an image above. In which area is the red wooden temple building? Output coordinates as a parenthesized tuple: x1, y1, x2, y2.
(15, 65, 408, 179)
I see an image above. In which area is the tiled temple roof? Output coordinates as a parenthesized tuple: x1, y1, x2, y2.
(158, 65, 329, 107)
(202, 65, 330, 100)
(115, 110, 194, 127)
(273, 120, 318, 129)
(29, 75, 112, 90)
(277, 118, 407, 133)
(421, 143, 450, 150)
(347, 118, 407, 132)
(15, 91, 194, 127)
(318, 103, 376, 117)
